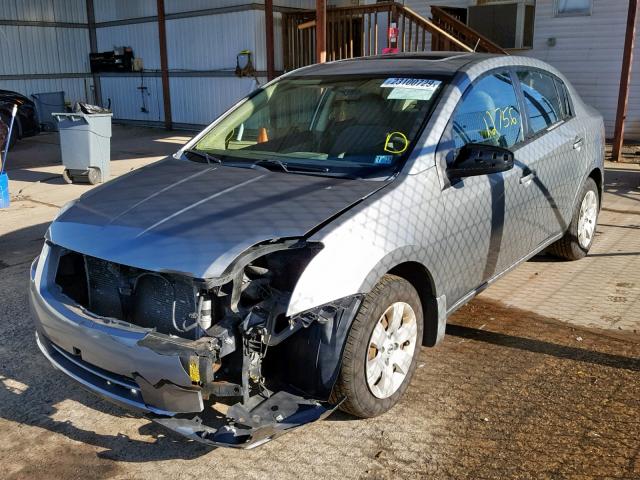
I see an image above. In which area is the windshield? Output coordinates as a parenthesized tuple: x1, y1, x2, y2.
(191, 76, 443, 178)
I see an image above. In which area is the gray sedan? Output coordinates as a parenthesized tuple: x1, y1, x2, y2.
(30, 52, 603, 448)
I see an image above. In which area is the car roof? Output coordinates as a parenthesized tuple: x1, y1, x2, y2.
(287, 52, 503, 78)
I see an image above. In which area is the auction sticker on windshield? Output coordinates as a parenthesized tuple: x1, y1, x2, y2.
(381, 78, 441, 90)
(381, 78, 441, 101)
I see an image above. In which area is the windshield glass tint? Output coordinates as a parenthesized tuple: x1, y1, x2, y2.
(193, 76, 442, 177)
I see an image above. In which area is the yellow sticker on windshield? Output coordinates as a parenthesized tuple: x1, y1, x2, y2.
(384, 131, 409, 154)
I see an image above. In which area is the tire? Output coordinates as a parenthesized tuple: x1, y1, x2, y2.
(547, 177, 599, 260)
(332, 274, 424, 418)
(87, 167, 101, 185)
(62, 169, 73, 184)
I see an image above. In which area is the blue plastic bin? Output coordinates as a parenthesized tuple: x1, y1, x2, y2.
(32, 92, 65, 131)
(0, 172, 9, 208)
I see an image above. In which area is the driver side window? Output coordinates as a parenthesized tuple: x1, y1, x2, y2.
(452, 71, 524, 150)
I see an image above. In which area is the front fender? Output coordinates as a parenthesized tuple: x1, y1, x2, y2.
(287, 169, 446, 317)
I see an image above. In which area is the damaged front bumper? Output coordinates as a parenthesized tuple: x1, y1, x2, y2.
(29, 246, 356, 448)
(35, 330, 338, 448)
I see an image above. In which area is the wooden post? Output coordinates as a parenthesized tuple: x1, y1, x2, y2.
(265, 0, 275, 80)
(612, 0, 638, 161)
(316, 0, 327, 63)
(157, 0, 172, 130)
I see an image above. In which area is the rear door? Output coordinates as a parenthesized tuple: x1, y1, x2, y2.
(513, 70, 585, 246)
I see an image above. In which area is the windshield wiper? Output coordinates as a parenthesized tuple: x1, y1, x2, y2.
(184, 149, 222, 165)
(252, 159, 329, 174)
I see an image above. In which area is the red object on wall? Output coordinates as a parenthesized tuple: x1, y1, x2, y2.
(384, 22, 399, 54)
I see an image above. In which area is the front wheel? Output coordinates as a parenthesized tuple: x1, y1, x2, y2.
(548, 177, 599, 260)
(332, 274, 423, 418)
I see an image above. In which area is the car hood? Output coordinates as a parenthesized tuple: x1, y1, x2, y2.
(49, 158, 389, 278)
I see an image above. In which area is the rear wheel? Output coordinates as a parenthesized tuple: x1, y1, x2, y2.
(548, 177, 599, 260)
(332, 274, 423, 418)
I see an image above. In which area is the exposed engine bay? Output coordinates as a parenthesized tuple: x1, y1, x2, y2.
(50, 240, 362, 447)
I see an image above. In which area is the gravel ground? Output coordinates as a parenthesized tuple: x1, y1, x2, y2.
(1, 256, 638, 478)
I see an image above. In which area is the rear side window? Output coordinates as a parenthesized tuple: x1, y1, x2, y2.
(517, 70, 564, 135)
(451, 71, 524, 149)
(555, 78, 573, 119)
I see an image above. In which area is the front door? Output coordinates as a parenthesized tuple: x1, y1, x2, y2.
(437, 70, 536, 305)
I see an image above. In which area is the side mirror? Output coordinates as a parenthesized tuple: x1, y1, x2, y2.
(447, 143, 514, 179)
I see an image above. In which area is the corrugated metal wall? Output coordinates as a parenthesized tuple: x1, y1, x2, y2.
(0, 0, 315, 128)
(0, 78, 91, 104)
(96, 23, 161, 69)
(0, 26, 89, 75)
(91, 0, 319, 127)
(100, 75, 164, 122)
(170, 76, 260, 125)
(93, 0, 157, 23)
(166, 11, 258, 71)
(0, 0, 88, 23)
(0, 0, 92, 114)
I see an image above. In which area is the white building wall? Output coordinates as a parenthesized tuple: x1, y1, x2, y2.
(402, 0, 636, 139)
(520, 0, 631, 138)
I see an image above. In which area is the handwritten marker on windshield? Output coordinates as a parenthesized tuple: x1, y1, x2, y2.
(257, 127, 269, 143)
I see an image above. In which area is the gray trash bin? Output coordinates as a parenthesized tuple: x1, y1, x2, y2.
(53, 112, 112, 184)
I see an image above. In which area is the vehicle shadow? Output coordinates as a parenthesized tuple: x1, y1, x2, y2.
(445, 323, 640, 372)
(0, 353, 217, 462)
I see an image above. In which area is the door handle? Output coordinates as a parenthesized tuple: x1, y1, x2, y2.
(519, 172, 535, 185)
(573, 137, 584, 150)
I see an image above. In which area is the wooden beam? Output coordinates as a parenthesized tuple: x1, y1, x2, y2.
(316, 0, 326, 63)
(298, 19, 316, 30)
(612, 0, 638, 161)
(156, 0, 172, 130)
(265, 0, 275, 80)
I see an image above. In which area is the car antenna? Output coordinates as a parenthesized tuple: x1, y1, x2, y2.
(473, 38, 481, 52)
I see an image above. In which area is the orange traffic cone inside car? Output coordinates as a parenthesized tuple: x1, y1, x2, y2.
(257, 127, 269, 143)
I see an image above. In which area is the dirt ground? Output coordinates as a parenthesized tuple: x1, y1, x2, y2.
(1, 273, 638, 479)
(0, 129, 638, 479)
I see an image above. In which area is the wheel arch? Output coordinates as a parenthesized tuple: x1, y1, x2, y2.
(386, 261, 441, 347)
(588, 167, 603, 205)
